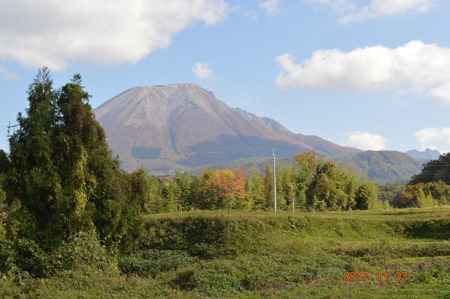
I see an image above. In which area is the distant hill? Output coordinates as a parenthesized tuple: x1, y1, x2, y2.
(406, 148, 440, 160)
(338, 151, 424, 184)
(94, 84, 359, 174)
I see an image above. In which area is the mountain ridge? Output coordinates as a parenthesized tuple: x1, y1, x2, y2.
(405, 148, 440, 161)
(337, 150, 424, 184)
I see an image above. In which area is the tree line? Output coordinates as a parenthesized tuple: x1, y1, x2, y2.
(145, 152, 383, 214)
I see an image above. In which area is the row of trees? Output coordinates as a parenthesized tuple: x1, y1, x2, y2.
(392, 181, 450, 208)
(144, 151, 383, 214)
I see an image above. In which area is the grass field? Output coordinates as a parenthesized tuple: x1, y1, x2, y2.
(1, 206, 449, 298)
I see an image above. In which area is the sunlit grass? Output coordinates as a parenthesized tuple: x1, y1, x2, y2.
(1, 206, 449, 298)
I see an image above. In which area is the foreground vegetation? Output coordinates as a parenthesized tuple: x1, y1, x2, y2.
(1, 207, 449, 298)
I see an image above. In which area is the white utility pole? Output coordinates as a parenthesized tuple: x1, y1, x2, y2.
(273, 149, 277, 213)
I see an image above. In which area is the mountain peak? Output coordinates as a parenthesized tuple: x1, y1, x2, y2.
(405, 148, 440, 160)
(136, 83, 213, 96)
(94, 84, 358, 174)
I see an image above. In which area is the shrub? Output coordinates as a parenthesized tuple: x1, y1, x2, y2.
(171, 269, 198, 291)
(45, 230, 115, 276)
(0, 239, 15, 277)
(119, 249, 194, 277)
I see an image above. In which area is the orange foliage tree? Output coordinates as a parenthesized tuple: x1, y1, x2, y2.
(211, 169, 246, 209)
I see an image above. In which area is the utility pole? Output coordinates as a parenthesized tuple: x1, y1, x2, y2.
(292, 197, 295, 213)
(7, 121, 19, 137)
(273, 149, 276, 213)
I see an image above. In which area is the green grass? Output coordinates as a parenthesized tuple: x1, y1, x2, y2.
(1, 206, 449, 298)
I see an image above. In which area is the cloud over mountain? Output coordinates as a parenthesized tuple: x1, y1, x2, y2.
(193, 62, 213, 79)
(415, 127, 450, 153)
(276, 40, 450, 103)
(345, 132, 386, 151)
(0, 0, 228, 71)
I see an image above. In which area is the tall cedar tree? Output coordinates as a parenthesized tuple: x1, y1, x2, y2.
(3, 68, 139, 251)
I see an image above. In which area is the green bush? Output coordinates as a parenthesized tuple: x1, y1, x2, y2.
(13, 239, 45, 278)
(0, 239, 15, 277)
(45, 231, 115, 276)
(171, 269, 198, 291)
(119, 249, 194, 277)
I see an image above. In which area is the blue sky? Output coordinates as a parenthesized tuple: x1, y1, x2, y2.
(1, 0, 449, 154)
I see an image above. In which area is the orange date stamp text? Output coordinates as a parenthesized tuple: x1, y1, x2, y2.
(343, 271, 407, 282)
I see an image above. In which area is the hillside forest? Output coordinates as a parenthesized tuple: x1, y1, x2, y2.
(0, 70, 449, 288)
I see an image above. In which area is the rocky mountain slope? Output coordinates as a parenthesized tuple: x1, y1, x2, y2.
(94, 84, 359, 174)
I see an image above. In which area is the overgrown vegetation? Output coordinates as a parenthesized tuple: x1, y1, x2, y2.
(1, 208, 449, 298)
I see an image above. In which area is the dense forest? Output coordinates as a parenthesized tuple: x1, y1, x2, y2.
(389, 153, 450, 208)
(0, 70, 449, 283)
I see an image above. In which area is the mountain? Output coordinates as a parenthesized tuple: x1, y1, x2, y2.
(406, 149, 440, 161)
(231, 108, 290, 133)
(94, 84, 359, 174)
(233, 108, 362, 158)
(338, 150, 424, 184)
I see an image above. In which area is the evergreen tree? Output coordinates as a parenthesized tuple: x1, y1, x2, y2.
(355, 184, 370, 210)
(0, 150, 8, 175)
(193, 169, 217, 210)
(3, 68, 142, 252)
(127, 168, 151, 213)
(174, 171, 194, 211)
(366, 180, 380, 209)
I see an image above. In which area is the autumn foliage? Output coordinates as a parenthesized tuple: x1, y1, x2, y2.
(211, 169, 245, 209)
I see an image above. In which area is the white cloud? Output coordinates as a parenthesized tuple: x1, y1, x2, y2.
(345, 132, 387, 151)
(307, 0, 354, 12)
(340, 0, 433, 23)
(259, 0, 280, 16)
(193, 62, 213, 79)
(307, 0, 434, 23)
(0, 66, 18, 81)
(275, 40, 450, 103)
(0, 0, 228, 71)
(414, 128, 450, 153)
